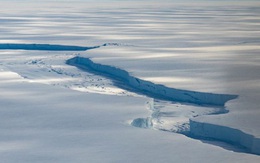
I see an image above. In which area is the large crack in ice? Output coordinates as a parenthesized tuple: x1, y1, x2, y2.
(66, 56, 237, 107)
(65, 56, 235, 132)
(65, 56, 260, 155)
(0, 43, 122, 51)
(2, 43, 259, 155)
(0, 43, 96, 51)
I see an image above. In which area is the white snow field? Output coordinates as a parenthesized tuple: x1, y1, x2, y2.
(0, 0, 260, 162)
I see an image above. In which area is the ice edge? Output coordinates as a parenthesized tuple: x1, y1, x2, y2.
(66, 56, 237, 106)
(190, 119, 260, 155)
(2, 43, 258, 155)
(0, 43, 104, 51)
(65, 56, 260, 155)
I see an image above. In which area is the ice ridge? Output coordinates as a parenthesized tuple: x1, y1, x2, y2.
(0, 43, 97, 51)
(66, 56, 260, 155)
(66, 56, 237, 106)
(190, 119, 260, 155)
(0, 43, 121, 51)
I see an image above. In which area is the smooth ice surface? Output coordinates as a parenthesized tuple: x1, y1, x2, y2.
(0, 0, 260, 162)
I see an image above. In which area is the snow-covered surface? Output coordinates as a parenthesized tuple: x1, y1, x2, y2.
(0, 62, 259, 163)
(67, 56, 237, 106)
(0, 0, 260, 162)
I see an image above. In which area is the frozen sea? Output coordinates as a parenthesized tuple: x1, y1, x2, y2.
(0, 0, 259, 162)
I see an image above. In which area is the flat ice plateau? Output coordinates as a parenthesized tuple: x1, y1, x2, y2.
(0, 0, 260, 162)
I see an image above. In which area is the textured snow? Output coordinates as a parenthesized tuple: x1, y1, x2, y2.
(0, 0, 260, 162)
(0, 66, 258, 163)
